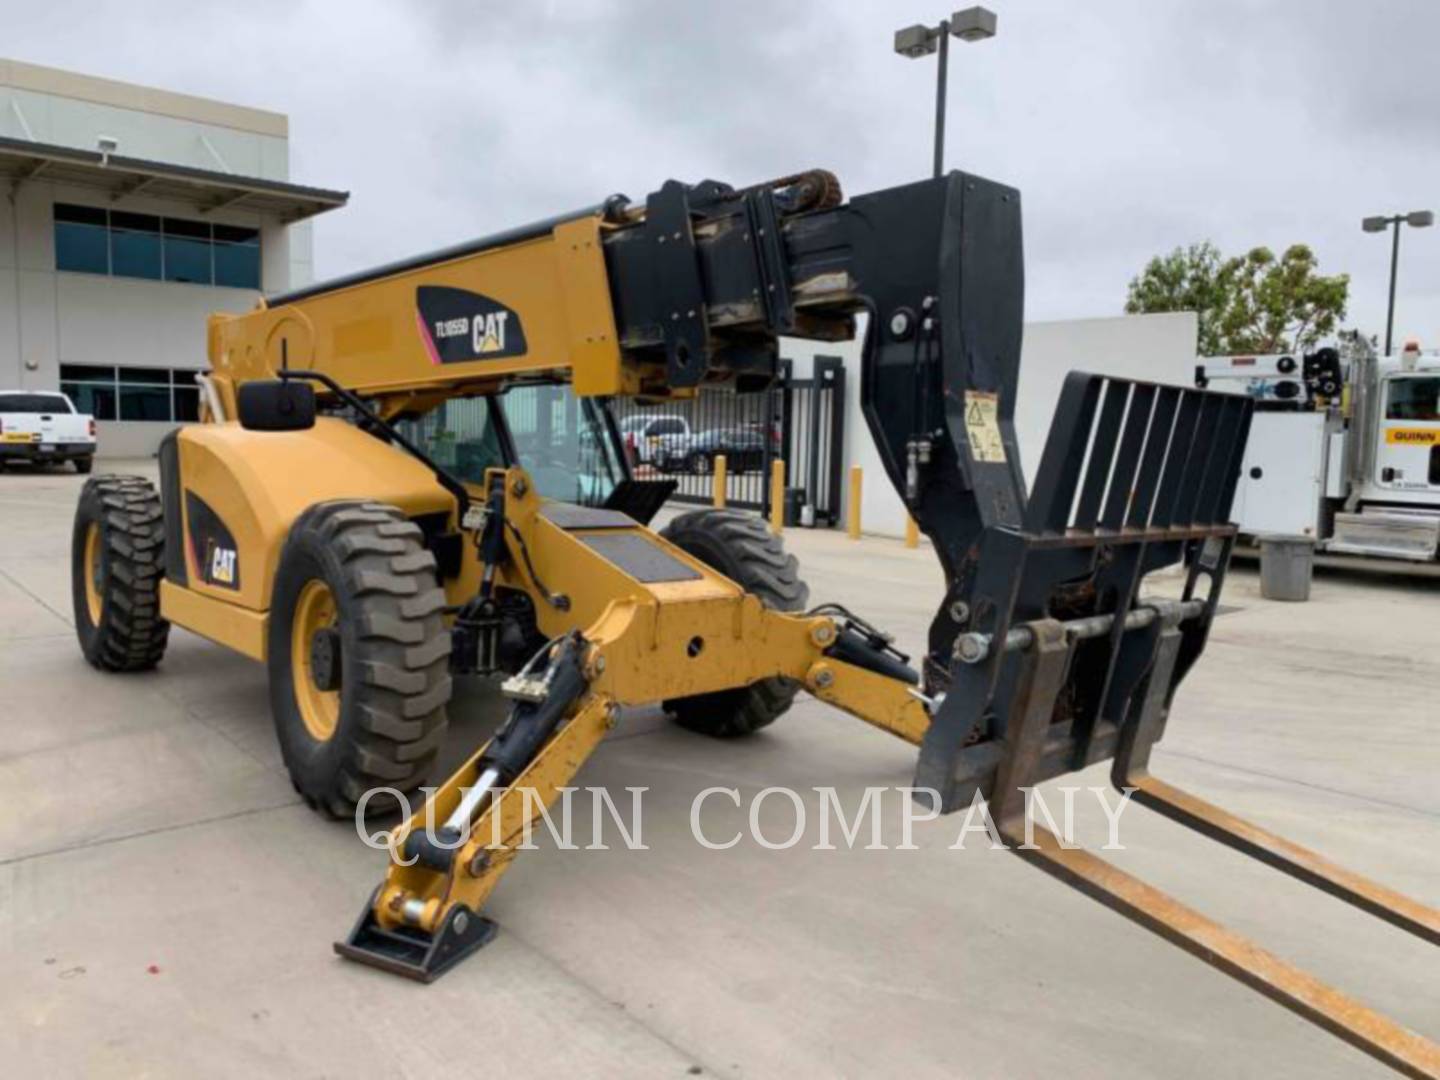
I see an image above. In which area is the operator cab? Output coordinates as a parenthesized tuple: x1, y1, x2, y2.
(400, 384, 627, 507)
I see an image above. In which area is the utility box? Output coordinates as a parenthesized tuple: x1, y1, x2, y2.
(1231, 412, 1329, 539)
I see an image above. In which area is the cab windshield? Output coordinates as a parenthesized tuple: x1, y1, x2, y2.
(401, 384, 624, 506)
(1385, 376, 1440, 422)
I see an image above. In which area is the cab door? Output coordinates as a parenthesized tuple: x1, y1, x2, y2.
(1375, 374, 1440, 494)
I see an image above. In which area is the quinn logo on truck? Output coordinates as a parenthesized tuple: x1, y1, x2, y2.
(415, 285, 528, 364)
(1385, 428, 1440, 445)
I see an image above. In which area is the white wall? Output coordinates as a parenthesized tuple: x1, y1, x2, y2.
(784, 311, 1199, 537)
(0, 65, 289, 182)
(94, 420, 176, 458)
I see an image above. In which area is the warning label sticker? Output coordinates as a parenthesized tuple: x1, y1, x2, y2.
(965, 391, 1007, 464)
(1385, 428, 1440, 445)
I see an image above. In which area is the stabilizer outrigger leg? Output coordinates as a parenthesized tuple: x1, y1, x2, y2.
(337, 633, 609, 982)
(918, 373, 1440, 1077)
(336, 888, 497, 983)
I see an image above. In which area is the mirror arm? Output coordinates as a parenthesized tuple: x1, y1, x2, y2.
(279, 369, 472, 519)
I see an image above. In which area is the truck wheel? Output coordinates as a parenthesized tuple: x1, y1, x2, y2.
(659, 509, 809, 736)
(269, 501, 452, 818)
(74, 457, 93, 475)
(72, 475, 170, 671)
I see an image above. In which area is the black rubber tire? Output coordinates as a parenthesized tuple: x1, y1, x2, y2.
(268, 501, 452, 818)
(688, 452, 711, 475)
(73, 457, 93, 474)
(659, 509, 809, 736)
(72, 475, 170, 671)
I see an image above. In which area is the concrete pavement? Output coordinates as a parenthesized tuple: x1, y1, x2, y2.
(1, 460, 1436, 1078)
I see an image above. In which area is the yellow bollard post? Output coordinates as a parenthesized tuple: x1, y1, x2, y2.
(905, 515, 919, 549)
(713, 454, 728, 508)
(770, 459, 786, 533)
(847, 466, 862, 539)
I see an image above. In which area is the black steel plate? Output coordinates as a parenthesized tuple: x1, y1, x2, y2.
(540, 503, 637, 530)
(580, 533, 701, 583)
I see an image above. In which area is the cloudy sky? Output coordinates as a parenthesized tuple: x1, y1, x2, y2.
(10, 0, 1438, 346)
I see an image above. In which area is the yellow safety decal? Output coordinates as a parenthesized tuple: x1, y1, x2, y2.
(965, 391, 1007, 463)
(1385, 428, 1440, 445)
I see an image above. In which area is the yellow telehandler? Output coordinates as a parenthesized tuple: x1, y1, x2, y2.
(70, 169, 1438, 1076)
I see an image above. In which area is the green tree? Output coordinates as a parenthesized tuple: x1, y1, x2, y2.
(1125, 242, 1348, 356)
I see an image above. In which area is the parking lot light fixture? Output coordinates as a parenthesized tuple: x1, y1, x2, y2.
(894, 7, 998, 177)
(1362, 210, 1435, 354)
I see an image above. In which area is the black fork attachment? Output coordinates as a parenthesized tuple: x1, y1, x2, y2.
(915, 372, 1440, 1078)
(530, 166, 1433, 1066)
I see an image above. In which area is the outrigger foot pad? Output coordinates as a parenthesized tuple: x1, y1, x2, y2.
(335, 894, 497, 982)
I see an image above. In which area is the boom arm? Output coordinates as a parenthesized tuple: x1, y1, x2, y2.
(211, 170, 1028, 675)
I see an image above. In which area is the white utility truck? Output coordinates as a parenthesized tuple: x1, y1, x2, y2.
(0, 390, 96, 473)
(1197, 339, 1440, 562)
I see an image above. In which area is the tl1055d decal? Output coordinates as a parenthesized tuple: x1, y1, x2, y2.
(416, 285, 528, 364)
(186, 491, 240, 590)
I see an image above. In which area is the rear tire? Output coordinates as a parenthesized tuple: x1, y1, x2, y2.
(659, 509, 809, 736)
(71, 475, 170, 671)
(73, 457, 93, 474)
(268, 501, 452, 818)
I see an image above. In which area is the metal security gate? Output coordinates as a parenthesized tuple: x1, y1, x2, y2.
(779, 356, 846, 525)
(609, 355, 845, 522)
(611, 382, 780, 510)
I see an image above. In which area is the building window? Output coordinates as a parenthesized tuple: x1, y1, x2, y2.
(110, 212, 162, 280)
(54, 204, 110, 274)
(60, 364, 203, 423)
(163, 218, 212, 284)
(173, 371, 201, 421)
(53, 203, 261, 289)
(214, 225, 262, 288)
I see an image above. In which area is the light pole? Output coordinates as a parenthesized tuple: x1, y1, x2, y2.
(1362, 210, 1434, 355)
(895, 7, 997, 178)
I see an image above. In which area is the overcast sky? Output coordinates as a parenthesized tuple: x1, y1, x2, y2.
(10, 0, 1438, 347)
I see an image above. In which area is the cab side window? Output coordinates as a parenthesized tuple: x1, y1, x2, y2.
(401, 397, 505, 484)
(498, 385, 622, 506)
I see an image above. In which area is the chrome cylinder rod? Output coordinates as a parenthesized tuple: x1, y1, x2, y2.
(954, 599, 1207, 665)
(442, 766, 503, 834)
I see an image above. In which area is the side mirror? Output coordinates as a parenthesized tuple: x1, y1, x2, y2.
(237, 379, 316, 432)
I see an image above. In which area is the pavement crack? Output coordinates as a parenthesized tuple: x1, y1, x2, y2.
(0, 799, 301, 867)
(0, 564, 73, 628)
(1159, 749, 1440, 819)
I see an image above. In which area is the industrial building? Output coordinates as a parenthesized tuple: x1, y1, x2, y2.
(0, 58, 346, 455)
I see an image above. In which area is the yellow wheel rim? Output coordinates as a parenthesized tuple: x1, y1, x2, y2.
(83, 522, 103, 625)
(291, 579, 341, 742)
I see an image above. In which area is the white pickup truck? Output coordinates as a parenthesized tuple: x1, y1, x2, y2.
(0, 390, 96, 473)
(618, 413, 692, 468)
